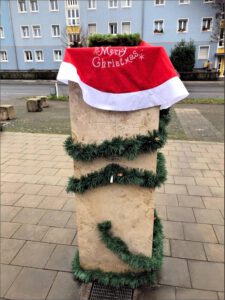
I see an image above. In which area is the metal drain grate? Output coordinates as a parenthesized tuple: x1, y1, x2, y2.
(89, 282, 133, 300)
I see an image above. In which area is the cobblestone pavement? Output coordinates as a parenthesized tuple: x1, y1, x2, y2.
(1, 132, 224, 300)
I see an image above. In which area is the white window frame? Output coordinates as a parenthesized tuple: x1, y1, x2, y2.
(203, 0, 215, 3)
(108, 22, 118, 34)
(201, 17, 213, 32)
(66, 8, 80, 26)
(18, 0, 27, 13)
(177, 18, 189, 33)
(108, 0, 118, 8)
(32, 25, 41, 38)
(21, 25, 30, 38)
(29, 0, 38, 12)
(153, 19, 164, 34)
(67, 0, 78, 6)
(198, 45, 210, 60)
(49, 0, 59, 11)
(88, 23, 97, 35)
(0, 50, 8, 62)
(53, 49, 62, 62)
(179, 0, 190, 4)
(0, 26, 5, 39)
(88, 0, 96, 9)
(24, 50, 33, 62)
(121, 21, 131, 34)
(154, 0, 165, 6)
(51, 24, 60, 37)
(121, 0, 132, 8)
(35, 50, 44, 62)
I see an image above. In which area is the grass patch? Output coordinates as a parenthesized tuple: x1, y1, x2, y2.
(47, 95, 69, 101)
(181, 98, 224, 104)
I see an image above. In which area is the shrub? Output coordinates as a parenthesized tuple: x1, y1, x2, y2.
(170, 40, 196, 72)
(88, 33, 142, 47)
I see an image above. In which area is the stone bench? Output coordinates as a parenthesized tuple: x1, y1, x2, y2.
(0, 105, 16, 121)
(26, 96, 49, 112)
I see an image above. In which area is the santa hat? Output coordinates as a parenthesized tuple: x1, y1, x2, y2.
(57, 41, 189, 111)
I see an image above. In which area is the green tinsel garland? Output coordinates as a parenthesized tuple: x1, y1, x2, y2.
(67, 152, 166, 194)
(64, 109, 170, 162)
(72, 212, 163, 289)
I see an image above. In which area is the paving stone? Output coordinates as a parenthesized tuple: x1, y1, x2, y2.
(188, 261, 224, 291)
(65, 213, 76, 228)
(17, 183, 43, 195)
(174, 176, 196, 185)
(155, 193, 178, 206)
(162, 220, 184, 240)
(187, 185, 212, 196)
(203, 197, 224, 210)
(165, 184, 187, 195)
(37, 175, 62, 185)
(177, 195, 204, 208)
(167, 167, 183, 176)
(163, 239, 171, 256)
(1, 238, 25, 264)
(208, 163, 224, 171)
(1, 173, 23, 183)
(171, 240, 206, 260)
(167, 207, 195, 223)
(213, 225, 224, 244)
(189, 163, 209, 170)
(42, 227, 76, 245)
(193, 208, 224, 225)
(0, 193, 23, 205)
(1, 206, 21, 222)
(5, 267, 56, 300)
(195, 177, 218, 187)
(45, 244, 77, 271)
(181, 168, 203, 177)
(0, 264, 22, 297)
(13, 224, 49, 241)
(176, 287, 218, 300)
(18, 174, 42, 184)
(159, 257, 191, 288)
(62, 198, 76, 211)
(1, 182, 24, 193)
(37, 168, 59, 176)
(13, 208, 46, 225)
(183, 223, 217, 243)
(216, 177, 224, 187)
(210, 187, 224, 197)
(39, 210, 72, 227)
(155, 206, 167, 220)
(47, 272, 80, 300)
(137, 285, 175, 300)
(1, 222, 21, 238)
(204, 243, 224, 262)
(38, 196, 68, 210)
(12, 241, 55, 268)
(15, 194, 44, 208)
(38, 185, 64, 196)
(203, 170, 223, 178)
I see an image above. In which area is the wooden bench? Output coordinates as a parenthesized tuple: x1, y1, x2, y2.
(0, 105, 16, 121)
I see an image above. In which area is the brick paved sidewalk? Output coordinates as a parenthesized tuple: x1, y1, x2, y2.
(1, 132, 224, 300)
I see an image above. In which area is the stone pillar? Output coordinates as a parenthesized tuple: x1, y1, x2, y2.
(69, 82, 160, 273)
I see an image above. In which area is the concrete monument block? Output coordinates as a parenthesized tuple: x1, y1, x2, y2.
(69, 82, 160, 273)
(0, 105, 16, 121)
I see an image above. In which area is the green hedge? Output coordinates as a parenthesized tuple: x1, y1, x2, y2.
(88, 33, 142, 47)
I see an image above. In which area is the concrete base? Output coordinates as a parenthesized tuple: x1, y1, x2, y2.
(69, 82, 160, 273)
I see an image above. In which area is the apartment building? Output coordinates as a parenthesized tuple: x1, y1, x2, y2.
(0, 0, 223, 75)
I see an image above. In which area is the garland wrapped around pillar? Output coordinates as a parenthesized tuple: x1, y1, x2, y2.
(57, 33, 189, 289)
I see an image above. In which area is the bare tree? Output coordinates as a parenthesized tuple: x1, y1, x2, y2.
(211, 0, 224, 42)
(60, 26, 89, 48)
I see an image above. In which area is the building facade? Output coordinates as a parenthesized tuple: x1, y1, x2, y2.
(0, 0, 224, 76)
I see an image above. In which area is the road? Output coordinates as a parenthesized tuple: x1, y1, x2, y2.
(0, 81, 224, 101)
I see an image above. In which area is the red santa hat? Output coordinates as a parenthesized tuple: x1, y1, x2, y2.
(57, 41, 189, 111)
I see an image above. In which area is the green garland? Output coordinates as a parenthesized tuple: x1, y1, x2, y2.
(67, 152, 166, 194)
(64, 109, 170, 162)
(72, 212, 163, 289)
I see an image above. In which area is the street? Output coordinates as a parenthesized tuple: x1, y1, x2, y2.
(0, 81, 224, 101)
